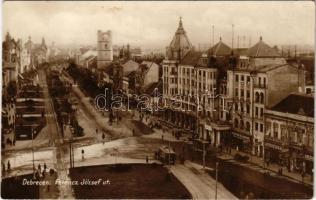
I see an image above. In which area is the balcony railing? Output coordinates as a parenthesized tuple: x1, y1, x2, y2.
(253, 84, 266, 89)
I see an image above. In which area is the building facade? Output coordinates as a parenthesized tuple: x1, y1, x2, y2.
(265, 93, 314, 175)
(226, 37, 306, 157)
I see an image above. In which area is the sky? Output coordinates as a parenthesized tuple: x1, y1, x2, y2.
(3, 1, 315, 50)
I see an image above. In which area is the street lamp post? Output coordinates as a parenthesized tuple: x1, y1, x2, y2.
(31, 127, 35, 179)
(215, 161, 219, 200)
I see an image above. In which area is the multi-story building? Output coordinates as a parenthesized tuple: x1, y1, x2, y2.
(226, 37, 306, 157)
(162, 18, 226, 146)
(264, 93, 314, 175)
(2, 32, 21, 85)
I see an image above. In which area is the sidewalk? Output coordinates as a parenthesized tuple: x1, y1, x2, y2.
(139, 114, 313, 187)
(219, 148, 313, 186)
(39, 170, 59, 199)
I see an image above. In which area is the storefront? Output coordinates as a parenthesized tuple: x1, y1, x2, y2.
(264, 142, 284, 164)
(231, 131, 251, 152)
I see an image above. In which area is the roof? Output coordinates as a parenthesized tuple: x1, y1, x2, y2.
(253, 63, 297, 73)
(81, 50, 97, 59)
(122, 60, 139, 76)
(85, 55, 96, 62)
(208, 38, 232, 56)
(247, 37, 281, 57)
(166, 18, 193, 60)
(180, 50, 202, 65)
(140, 61, 159, 73)
(143, 81, 162, 96)
(271, 93, 314, 117)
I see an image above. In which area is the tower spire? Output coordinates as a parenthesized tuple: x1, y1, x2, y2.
(178, 16, 183, 30)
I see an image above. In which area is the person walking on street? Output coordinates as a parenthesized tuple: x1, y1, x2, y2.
(7, 160, 11, 171)
(81, 149, 85, 160)
(146, 156, 149, 163)
(44, 163, 47, 172)
(102, 133, 105, 144)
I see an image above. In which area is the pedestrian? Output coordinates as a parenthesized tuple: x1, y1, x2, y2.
(7, 160, 11, 171)
(81, 149, 85, 160)
(146, 156, 149, 164)
(38, 164, 41, 172)
(44, 163, 47, 171)
(102, 133, 105, 145)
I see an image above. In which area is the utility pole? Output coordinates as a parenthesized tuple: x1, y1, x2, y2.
(32, 127, 35, 179)
(215, 161, 219, 200)
(231, 24, 234, 49)
(69, 139, 72, 168)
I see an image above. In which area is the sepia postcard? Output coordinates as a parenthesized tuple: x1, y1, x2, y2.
(1, 1, 314, 199)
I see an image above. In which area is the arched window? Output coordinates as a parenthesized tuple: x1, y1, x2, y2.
(260, 93, 264, 104)
(240, 120, 244, 129)
(235, 102, 238, 111)
(255, 92, 259, 103)
(234, 118, 239, 128)
(246, 122, 250, 131)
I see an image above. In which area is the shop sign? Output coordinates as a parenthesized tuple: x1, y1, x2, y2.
(232, 132, 250, 142)
(265, 142, 282, 150)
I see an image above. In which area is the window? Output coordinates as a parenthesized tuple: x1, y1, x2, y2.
(260, 93, 264, 104)
(240, 103, 244, 113)
(259, 77, 261, 86)
(263, 78, 266, 87)
(255, 92, 259, 103)
(255, 122, 258, 131)
(234, 118, 239, 128)
(235, 88, 238, 97)
(235, 103, 238, 111)
(246, 90, 250, 99)
(241, 89, 244, 98)
(246, 122, 251, 131)
(246, 104, 250, 114)
(240, 120, 244, 129)
(241, 75, 244, 82)
(235, 75, 239, 82)
(273, 122, 278, 138)
(255, 107, 258, 117)
(260, 124, 263, 132)
(247, 76, 250, 84)
(260, 108, 264, 118)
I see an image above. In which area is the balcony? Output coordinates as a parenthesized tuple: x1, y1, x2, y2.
(253, 83, 266, 89)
